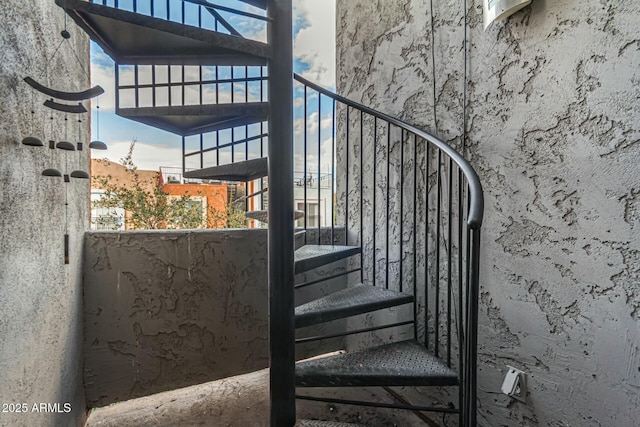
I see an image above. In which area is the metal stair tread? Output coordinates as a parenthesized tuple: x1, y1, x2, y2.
(57, 0, 270, 66)
(296, 339, 459, 387)
(297, 421, 367, 427)
(246, 209, 304, 223)
(117, 102, 268, 136)
(295, 284, 414, 328)
(184, 158, 268, 181)
(294, 245, 361, 274)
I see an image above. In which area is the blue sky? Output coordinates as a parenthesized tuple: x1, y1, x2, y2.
(90, 0, 335, 172)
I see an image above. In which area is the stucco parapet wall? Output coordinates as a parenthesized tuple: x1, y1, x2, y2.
(84, 227, 348, 407)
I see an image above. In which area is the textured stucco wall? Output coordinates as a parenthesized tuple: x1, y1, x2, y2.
(337, 0, 640, 426)
(0, 1, 89, 426)
(83, 228, 348, 407)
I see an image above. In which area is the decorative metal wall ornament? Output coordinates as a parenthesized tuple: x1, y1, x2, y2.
(22, 89, 44, 146)
(21, 2, 106, 264)
(42, 168, 63, 177)
(89, 101, 107, 150)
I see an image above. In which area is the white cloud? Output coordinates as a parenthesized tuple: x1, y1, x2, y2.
(294, 0, 336, 88)
(294, 111, 334, 135)
(90, 55, 116, 111)
(91, 140, 182, 171)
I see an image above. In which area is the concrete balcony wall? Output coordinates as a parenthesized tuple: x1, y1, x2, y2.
(83, 228, 348, 407)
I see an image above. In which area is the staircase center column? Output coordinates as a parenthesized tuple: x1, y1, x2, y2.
(267, 1, 295, 426)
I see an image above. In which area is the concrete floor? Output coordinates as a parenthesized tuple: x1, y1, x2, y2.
(84, 369, 435, 427)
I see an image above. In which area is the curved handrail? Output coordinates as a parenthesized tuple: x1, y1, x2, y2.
(294, 73, 484, 229)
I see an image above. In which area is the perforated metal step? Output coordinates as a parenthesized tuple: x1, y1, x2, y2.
(56, 0, 270, 65)
(295, 284, 414, 328)
(295, 245, 361, 274)
(246, 209, 304, 223)
(118, 102, 268, 136)
(296, 340, 459, 387)
(297, 421, 366, 427)
(184, 158, 268, 182)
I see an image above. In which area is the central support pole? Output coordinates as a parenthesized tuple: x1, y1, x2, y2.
(267, 1, 295, 426)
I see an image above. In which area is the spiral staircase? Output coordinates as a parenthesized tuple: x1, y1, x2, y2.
(57, 1, 484, 425)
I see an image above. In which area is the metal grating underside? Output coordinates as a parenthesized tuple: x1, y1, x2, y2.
(297, 421, 367, 427)
(237, 0, 267, 9)
(57, 0, 270, 66)
(295, 284, 414, 328)
(294, 245, 361, 274)
(184, 157, 268, 181)
(117, 103, 268, 136)
(296, 340, 459, 387)
(246, 209, 304, 223)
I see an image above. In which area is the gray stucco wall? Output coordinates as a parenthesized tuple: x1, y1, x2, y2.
(337, 1, 639, 426)
(0, 1, 89, 426)
(83, 228, 347, 407)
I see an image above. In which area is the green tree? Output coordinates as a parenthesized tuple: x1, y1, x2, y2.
(93, 141, 243, 230)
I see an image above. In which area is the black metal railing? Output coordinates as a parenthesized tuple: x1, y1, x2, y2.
(293, 73, 484, 425)
(115, 64, 268, 110)
(92, 0, 268, 40)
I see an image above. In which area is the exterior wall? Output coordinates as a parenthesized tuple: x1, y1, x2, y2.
(91, 158, 159, 230)
(337, 1, 640, 426)
(162, 182, 228, 228)
(91, 158, 159, 194)
(0, 1, 89, 426)
(83, 228, 347, 407)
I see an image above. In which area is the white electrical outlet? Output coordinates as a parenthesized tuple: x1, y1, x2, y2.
(501, 365, 526, 402)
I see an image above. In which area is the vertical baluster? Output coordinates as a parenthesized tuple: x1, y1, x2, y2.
(466, 228, 481, 427)
(199, 134, 203, 169)
(151, 65, 156, 107)
(115, 64, 120, 111)
(413, 133, 418, 340)
(359, 110, 363, 283)
(168, 66, 172, 106)
(181, 65, 185, 107)
(318, 93, 322, 244)
(447, 156, 453, 366)
(215, 130, 219, 166)
(425, 140, 430, 349)
(199, 66, 202, 106)
(150, 0, 154, 18)
(231, 128, 235, 162)
(372, 118, 377, 286)
(134, 65, 139, 108)
(260, 66, 265, 212)
(385, 122, 390, 290)
(231, 67, 234, 103)
(331, 99, 335, 243)
(181, 136, 186, 177)
(215, 66, 219, 103)
(303, 86, 307, 242)
(166, 0, 169, 20)
(345, 106, 349, 246)
(399, 129, 404, 293)
(181, 0, 185, 24)
(133, 0, 137, 12)
(435, 149, 442, 357)
(458, 166, 465, 423)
